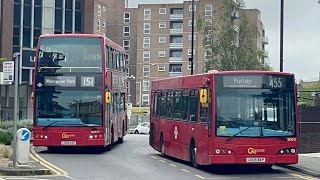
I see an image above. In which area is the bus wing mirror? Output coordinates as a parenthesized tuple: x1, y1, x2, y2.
(106, 92, 111, 104)
(200, 89, 208, 104)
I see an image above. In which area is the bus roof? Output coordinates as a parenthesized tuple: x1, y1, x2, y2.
(39, 34, 127, 54)
(151, 70, 294, 90)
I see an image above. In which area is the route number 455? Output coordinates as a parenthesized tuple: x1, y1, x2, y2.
(269, 78, 283, 88)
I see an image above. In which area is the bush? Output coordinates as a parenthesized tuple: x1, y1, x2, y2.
(0, 119, 32, 145)
(0, 130, 12, 145)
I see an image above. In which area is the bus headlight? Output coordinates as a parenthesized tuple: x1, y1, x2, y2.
(89, 135, 93, 139)
(278, 148, 296, 154)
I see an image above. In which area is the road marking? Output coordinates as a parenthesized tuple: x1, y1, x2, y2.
(150, 156, 159, 159)
(181, 169, 190, 173)
(290, 173, 319, 180)
(29, 153, 61, 175)
(195, 175, 206, 179)
(169, 164, 176, 167)
(31, 147, 69, 176)
(159, 159, 166, 163)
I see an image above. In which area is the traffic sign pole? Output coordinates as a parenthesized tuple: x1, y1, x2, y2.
(12, 52, 20, 167)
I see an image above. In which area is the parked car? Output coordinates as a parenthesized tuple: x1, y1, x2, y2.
(134, 122, 150, 134)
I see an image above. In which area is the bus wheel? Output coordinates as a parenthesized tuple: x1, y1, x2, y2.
(190, 141, 198, 168)
(134, 130, 139, 134)
(160, 135, 165, 157)
(118, 122, 124, 144)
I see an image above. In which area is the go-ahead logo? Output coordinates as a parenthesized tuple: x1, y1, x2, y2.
(62, 133, 75, 139)
(248, 147, 265, 154)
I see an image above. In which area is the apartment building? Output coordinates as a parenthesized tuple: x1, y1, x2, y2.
(111, 0, 268, 107)
(0, 0, 106, 120)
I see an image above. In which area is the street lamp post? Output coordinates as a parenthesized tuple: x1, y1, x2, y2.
(280, 0, 284, 72)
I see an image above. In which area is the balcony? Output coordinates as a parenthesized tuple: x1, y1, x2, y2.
(169, 72, 182, 77)
(170, 29, 183, 34)
(170, 14, 183, 20)
(170, 43, 183, 49)
(262, 36, 269, 44)
(169, 57, 183, 62)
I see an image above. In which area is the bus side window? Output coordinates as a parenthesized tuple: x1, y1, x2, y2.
(112, 49, 116, 70)
(107, 46, 111, 68)
(173, 91, 181, 120)
(156, 92, 161, 117)
(189, 90, 199, 123)
(160, 92, 167, 118)
(180, 90, 189, 121)
(200, 89, 209, 123)
(110, 92, 114, 116)
(152, 92, 157, 117)
(116, 51, 120, 71)
(166, 91, 173, 119)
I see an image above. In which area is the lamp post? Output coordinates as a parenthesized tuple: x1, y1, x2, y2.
(280, 0, 284, 72)
(190, 0, 195, 75)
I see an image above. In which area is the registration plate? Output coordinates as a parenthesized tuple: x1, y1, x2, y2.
(61, 141, 76, 145)
(246, 157, 266, 163)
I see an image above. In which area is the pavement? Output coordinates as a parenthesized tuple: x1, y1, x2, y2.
(278, 153, 320, 178)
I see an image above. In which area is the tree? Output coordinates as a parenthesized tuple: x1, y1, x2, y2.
(298, 81, 320, 106)
(0, 58, 7, 63)
(198, 0, 272, 72)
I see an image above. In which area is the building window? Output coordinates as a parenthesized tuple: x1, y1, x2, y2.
(158, 65, 165, 72)
(188, 34, 196, 41)
(103, 21, 106, 27)
(123, 40, 130, 51)
(189, 20, 196, 27)
(144, 23, 150, 34)
(143, 37, 150, 49)
(169, 64, 182, 73)
(205, 4, 213, 16)
(143, 51, 150, 63)
(188, 49, 195, 56)
(205, 19, 213, 31)
(159, 8, 166, 14)
(144, 9, 151, 20)
(188, 61, 196, 70)
(143, 65, 150, 77)
(124, 12, 130, 23)
(158, 51, 165, 58)
(159, 37, 166, 43)
(123, 26, 130, 37)
(103, 6, 106, 11)
(98, 5, 101, 17)
(189, 5, 196, 12)
(97, 19, 100, 31)
(143, 80, 150, 91)
(142, 94, 150, 106)
(159, 22, 166, 28)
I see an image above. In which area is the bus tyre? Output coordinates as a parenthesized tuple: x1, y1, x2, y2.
(118, 122, 124, 144)
(160, 135, 165, 157)
(190, 141, 198, 168)
(134, 130, 139, 134)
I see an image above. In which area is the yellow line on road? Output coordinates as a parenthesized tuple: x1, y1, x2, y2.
(290, 173, 319, 180)
(181, 169, 190, 173)
(29, 153, 61, 175)
(195, 175, 206, 179)
(31, 147, 68, 176)
(150, 156, 159, 159)
(169, 164, 176, 167)
(159, 159, 166, 163)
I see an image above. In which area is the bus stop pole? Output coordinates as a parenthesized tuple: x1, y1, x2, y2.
(12, 52, 20, 167)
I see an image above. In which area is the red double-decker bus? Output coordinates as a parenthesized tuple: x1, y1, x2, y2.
(32, 34, 128, 150)
(150, 71, 298, 168)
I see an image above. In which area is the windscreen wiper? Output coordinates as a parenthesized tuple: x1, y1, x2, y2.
(43, 121, 59, 130)
(226, 126, 264, 142)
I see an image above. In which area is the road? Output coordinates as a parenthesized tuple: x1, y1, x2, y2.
(27, 134, 318, 180)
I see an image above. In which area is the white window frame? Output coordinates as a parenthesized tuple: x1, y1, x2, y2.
(98, 5, 101, 17)
(144, 9, 151, 20)
(159, 8, 166, 14)
(143, 80, 150, 91)
(188, 34, 196, 41)
(205, 19, 213, 31)
(158, 65, 165, 72)
(144, 23, 150, 34)
(142, 94, 150, 106)
(188, 61, 196, 71)
(189, 20, 196, 27)
(189, 5, 196, 12)
(123, 40, 130, 51)
(159, 22, 166, 29)
(97, 19, 100, 31)
(159, 37, 166, 44)
(143, 51, 150, 63)
(123, 26, 130, 37)
(143, 37, 150, 49)
(205, 4, 213, 17)
(158, 51, 165, 58)
(102, 21, 105, 27)
(103, 6, 106, 11)
(124, 12, 130, 23)
(143, 65, 150, 77)
(188, 49, 195, 56)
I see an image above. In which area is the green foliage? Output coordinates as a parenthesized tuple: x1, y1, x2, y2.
(0, 119, 32, 145)
(298, 81, 320, 106)
(0, 58, 7, 63)
(198, 0, 273, 72)
(0, 130, 12, 145)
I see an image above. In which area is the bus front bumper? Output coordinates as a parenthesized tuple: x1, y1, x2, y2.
(209, 154, 298, 165)
(33, 138, 106, 147)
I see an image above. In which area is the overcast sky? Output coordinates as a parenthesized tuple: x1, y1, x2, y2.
(128, 0, 320, 81)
